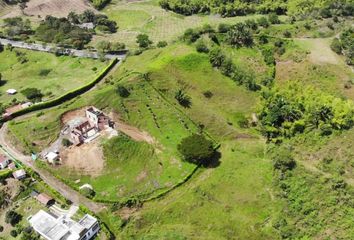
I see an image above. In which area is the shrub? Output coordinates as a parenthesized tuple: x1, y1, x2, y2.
(268, 13, 281, 24)
(177, 134, 215, 165)
(21, 88, 43, 102)
(39, 69, 51, 76)
(116, 85, 130, 98)
(283, 30, 292, 38)
(330, 38, 342, 54)
(62, 138, 73, 147)
(195, 39, 209, 53)
(227, 22, 253, 47)
(80, 187, 95, 198)
(0, 225, 3, 232)
(136, 34, 152, 48)
(10, 229, 18, 237)
(175, 89, 191, 108)
(183, 28, 201, 43)
(218, 23, 231, 33)
(257, 17, 270, 28)
(272, 147, 296, 172)
(203, 90, 213, 99)
(157, 41, 168, 48)
(5, 210, 22, 226)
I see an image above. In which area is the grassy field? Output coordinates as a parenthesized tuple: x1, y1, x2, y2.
(0, 48, 107, 106)
(94, 0, 269, 48)
(275, 38, 354, 100)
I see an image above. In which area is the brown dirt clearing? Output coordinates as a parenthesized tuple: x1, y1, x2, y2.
(1, 0, 95, 19)
(60, 142, 104, 177)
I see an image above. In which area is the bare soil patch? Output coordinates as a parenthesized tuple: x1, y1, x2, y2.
(60, 142, 104, 176)
(24, 0, 95, 18)
(109, 112, 155, 144)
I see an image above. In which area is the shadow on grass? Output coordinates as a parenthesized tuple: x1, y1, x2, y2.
(202, 151, 221, 168)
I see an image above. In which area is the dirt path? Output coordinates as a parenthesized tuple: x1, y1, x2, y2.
(0, 123, 105, 214)
(296, 38, 341, 65)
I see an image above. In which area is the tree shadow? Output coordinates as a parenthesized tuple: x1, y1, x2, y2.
(0, 80, 7, 87)
(202, 151, 222, 168)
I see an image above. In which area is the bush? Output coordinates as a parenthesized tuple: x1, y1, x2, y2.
(157, 41, 168, 48)
(62, 138, 73, 147)
(272, 147, 296, 172)
(175, 89, 191, 108)
(183, 28, 201, 43)
(10, 229, 18, 237)
(218, 23, 231, 33)
(268, 13, 281, 24)
(283, 30, 292, 38)
(177, 134, 215, 165)
(39, 69, 51, 76)
(21, 88, 43, 102)
(0, 225, 3, 232)
(80, 187, 95, 198)
(136, 34, 152, 48)
(257, 17, 270, 28)
(227, 23, 253, 47)
(330, 38, 342, 54)
(116, 85, 130, 98)
(203, 90, 213, 99)
(195, 39, 209, 53)
(5, 210, 22, 226)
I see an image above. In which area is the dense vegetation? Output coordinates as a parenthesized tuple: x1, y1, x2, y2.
(331, 27, 354, 65)
(259, 83, 354, 142)
(159, 0, 354, 17)
(177, 134, 216, 164)
(89, 0, 111, 10)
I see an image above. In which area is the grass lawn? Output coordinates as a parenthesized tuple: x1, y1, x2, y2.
(0, 48, 107, 106)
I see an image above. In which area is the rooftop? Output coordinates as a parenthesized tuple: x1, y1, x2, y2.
(29, 210, 98, 240)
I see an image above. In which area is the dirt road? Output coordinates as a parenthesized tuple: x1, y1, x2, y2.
(0, 123, 105, 214)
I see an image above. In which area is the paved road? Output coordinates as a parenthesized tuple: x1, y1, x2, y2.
(0, 38, 126, 60)
(0, 123, 105, 214)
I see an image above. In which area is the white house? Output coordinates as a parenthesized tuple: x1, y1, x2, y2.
(29, 210, 100, 240)
(45, 152, 59, 164)
(0, 155, 10, 169)
(13, 169, 26, 180)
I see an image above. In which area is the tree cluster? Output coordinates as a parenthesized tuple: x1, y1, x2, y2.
(35, 16, 92, 49)
(159, 0, 353, 18)
(68, 10, 117, 33)
(21, 88, 43, 102)
(259, 83, 354, 141)
(208, 48, 260, 91)
(2, 17, 32, 39)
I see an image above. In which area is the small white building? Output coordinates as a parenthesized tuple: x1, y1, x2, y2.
(29, 210, 100, 240)
(6, 89, 17, 95)
(13, 169, 26, 180)
(45, 152, 60, 164)
(0, 155, 10, 169)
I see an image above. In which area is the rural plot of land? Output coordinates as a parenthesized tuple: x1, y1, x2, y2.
(96, 0, 262, 48)
(0, 48, 107, 106)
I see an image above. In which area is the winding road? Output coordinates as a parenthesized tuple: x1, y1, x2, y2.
(0, 123, 105, 213)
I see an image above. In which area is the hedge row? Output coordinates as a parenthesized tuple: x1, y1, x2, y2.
(2, 58, 118, 122)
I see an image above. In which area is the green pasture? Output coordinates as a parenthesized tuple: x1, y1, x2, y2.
(95, 0, 267, 48)
(0, 48, 107, 106)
